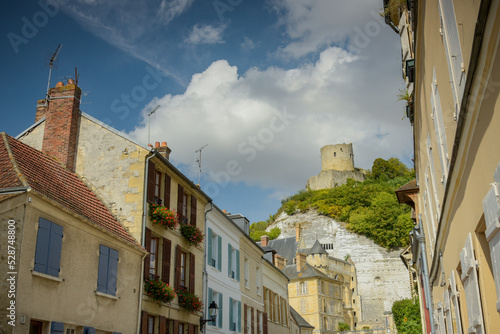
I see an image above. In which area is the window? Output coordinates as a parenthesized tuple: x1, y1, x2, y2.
(148, 316, 155, 334)
(178, 322, 184, 334)
(229, 298, 241, 332)
(244, 258, 249, 288)
(175, 245, 194, 292)
(459, 233, 485, 333)
(299, 282, 308, 295)
(431, 68, 449, 184)
(97, 245, 119, 296)
(154, 170, 161, 204)
(150, 236, 159, 278)
(207, 228, 222, 270)
(177, 184, 189, 224)
(30, 320, 43, 334)
(228, 244, 240, 281)
(209, 289, 223, 328)
(34, 217, 63, 277)
(300, 299, 306, 313)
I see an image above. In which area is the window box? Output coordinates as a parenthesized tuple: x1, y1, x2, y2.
(180, 224, 204, 247)
(149, 204, 179, 230)
(145, 278, 176, 304)
(177, 287, 203, 313)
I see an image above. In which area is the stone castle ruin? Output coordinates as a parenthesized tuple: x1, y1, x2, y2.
(306, 143, 365, 191)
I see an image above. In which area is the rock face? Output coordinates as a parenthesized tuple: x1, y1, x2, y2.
(270, 210, 412, 324)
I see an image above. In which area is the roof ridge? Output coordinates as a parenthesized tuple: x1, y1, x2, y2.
(1, 133, 29, 187)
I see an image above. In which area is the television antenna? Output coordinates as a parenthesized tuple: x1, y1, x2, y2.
(195, 144, 208, 186)
(147, 105, 160, 145)
(46, 44, 62, 100)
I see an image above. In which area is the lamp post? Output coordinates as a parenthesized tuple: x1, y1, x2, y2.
(200, 301, 218, 333)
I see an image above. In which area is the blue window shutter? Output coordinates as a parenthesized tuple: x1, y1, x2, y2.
(51, 322, 64, 334)
(236, 250, 240, 282)
(238, 301, 242, 333)
(47, 222, 63, 277)
(34, 218, 51, 273)
(229, 297, 234, 330)
(83, 327, 96, 334)
(108, 248, 119, 295)
(207, 228, 213, 266)
(228, 244, 232, 277)
(208, 288, 215, 326)
(97, 245, 109, 293)
(217, 236, 222, 271)
(218, 292, 223, 328)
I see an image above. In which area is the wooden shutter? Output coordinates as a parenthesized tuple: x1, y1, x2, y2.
(444, 286, 454, 334)
(190, 195, 197, 226)
(482, 181, 500, 313)
(244, 304, 248, 334)
(257, 310, 261, 334)
(230, 297, 234, 331)
(97, 245, 109, 293)
(449, 270, 463, 334)
(108, 248, 119, 295)
(228, 244, 233, 277)
(236, 249, 240, 281)
(218, 292, 223, 328)
(238, 301, 242, 333)
(431, 68, 449, 183)
(34, 218, 51, 274)
(207, 228, 213, 266)
(175, 244, 181, 290)
(188, 324, 195, 334)
(144, 228, 152, 280)
(262, 313, 268, 334)
(141, 311, 148, 334)
(251, 307, 254, 334)
(177, 184, 184, 217)
(173, 321, 178, 334)
(147, 161, 156, 204)
(189, 252, 195, 293)
(162, 238, 171, 284)
(217, 235, 222, 271)
(159, 316, 167, 334)
(51, 322, 64, 334)
(460, 233, 485, 334)
(164, 174, 171, 208)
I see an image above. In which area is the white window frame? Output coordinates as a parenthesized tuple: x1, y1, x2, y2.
(431, 68, 449, 184)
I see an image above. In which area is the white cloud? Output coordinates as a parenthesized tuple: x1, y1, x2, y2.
(186, 24, 226, 45)
(241, 37, 257, 51)
(129, 42, 412, 196)
(157, 0, 194, 25)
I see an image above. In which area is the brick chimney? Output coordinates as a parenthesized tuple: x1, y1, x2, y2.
(157, 141, 171, 160)
(41, 80, 81, 172)
(261, 235, 269, 247)
(274, 254, 285, 270)
(296, 252, 306, 272)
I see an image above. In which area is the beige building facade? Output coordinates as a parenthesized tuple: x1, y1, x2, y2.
(389, 0, 500, 333)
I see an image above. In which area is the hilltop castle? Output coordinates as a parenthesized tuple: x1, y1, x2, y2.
(306, 143, 365, 191)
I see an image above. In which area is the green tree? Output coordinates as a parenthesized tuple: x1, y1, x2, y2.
(392, 298, 422, 334)
(338, 321, 350, 331)
(370, 157, 413, 180)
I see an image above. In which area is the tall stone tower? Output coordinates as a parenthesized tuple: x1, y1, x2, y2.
(306, 143, 365, 190)
(321, 143, 355, 171)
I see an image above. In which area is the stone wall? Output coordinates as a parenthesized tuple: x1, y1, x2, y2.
(270, 211, 411, 324)
(306, 169, 365, 191)
(321, 144, 354, 171)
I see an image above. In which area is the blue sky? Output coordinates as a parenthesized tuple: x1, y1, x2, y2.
(0, 0, 412, 223)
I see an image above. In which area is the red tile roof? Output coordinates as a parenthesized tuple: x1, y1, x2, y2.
(0, 132, 141, 248)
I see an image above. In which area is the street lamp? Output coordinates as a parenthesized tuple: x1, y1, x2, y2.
(200, 301, 218, 332)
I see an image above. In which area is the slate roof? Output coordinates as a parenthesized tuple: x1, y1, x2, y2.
(308, 240, 328, 255)
(282, 263, 330, 280)
(290, 306, 314, 329)
(0, 133, 141, 248)
(261, 237, 298, 264)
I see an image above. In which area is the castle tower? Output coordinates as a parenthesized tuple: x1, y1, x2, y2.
(321, 143, 354, 171)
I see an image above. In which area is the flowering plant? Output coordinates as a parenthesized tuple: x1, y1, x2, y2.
(149, 204, 179, 229)
(144, 278, 176, 304)
(180, 224, 204, 247)
(177, 287, 203, 313)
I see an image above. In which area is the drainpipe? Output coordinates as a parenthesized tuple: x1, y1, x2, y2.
(137, 150, 157, 334)
(203, 201, 214, 328)
(413, 224, 434, 333)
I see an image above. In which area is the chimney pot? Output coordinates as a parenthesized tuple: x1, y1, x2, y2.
(55, 81, 64, 87)
(155, 142, 160, 148)
(67, 79, 75, 85)
(161, 142, 167, 147)
(296, 252, 306, 272)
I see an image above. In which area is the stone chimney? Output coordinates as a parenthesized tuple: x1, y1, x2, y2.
(41, 80, 81, 172)
(274, 254, 285, 270)
(156, 141, 171, 160)
(261, 235, 269, 247)
(296, 252, 306, 272)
